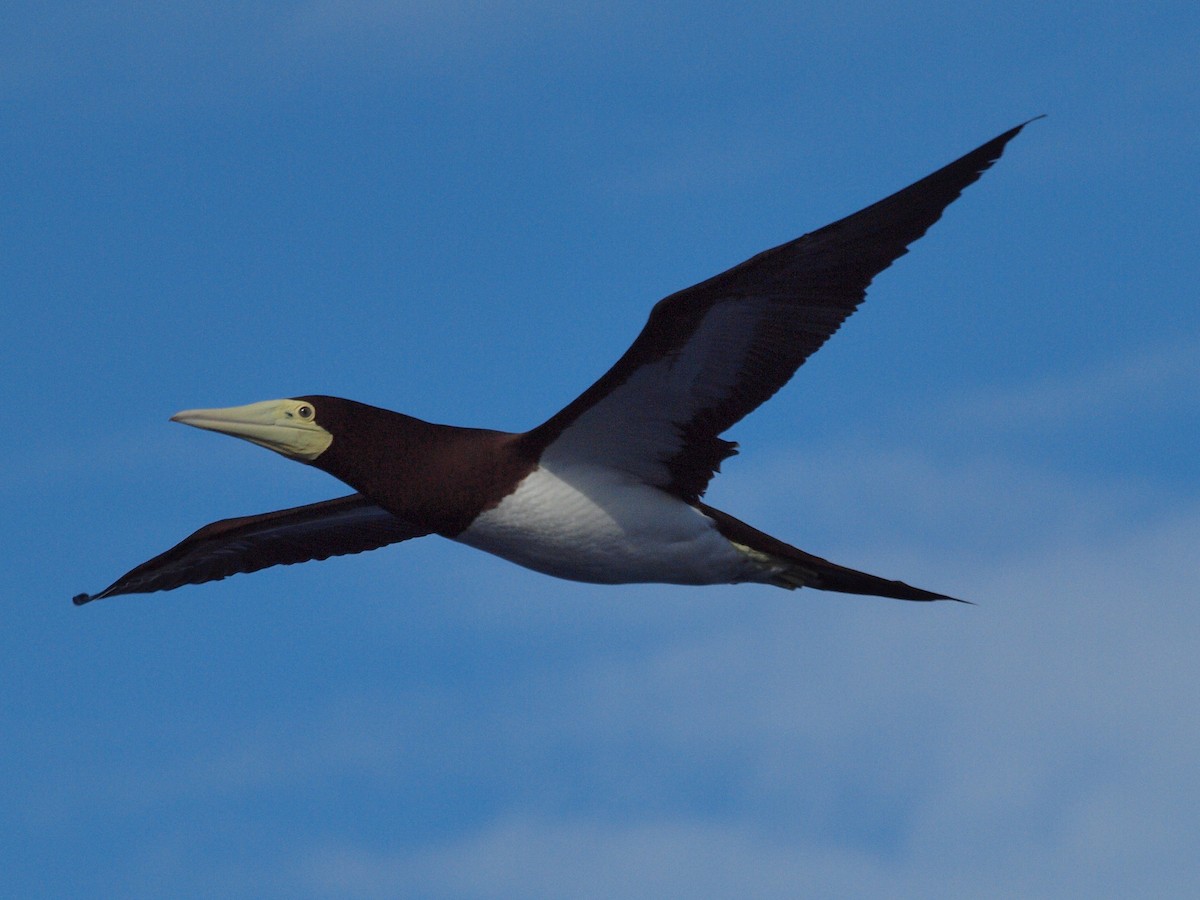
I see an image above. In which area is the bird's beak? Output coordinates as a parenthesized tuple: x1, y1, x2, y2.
(171, 399, 332, 461)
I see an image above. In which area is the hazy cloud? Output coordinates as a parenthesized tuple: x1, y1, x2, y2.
(98, 471, 1200, 897)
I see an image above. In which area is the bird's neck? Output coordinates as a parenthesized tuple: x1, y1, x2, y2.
(312, 407, 535, 535)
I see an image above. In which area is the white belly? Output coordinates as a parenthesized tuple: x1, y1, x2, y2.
(454, 463, 767, 585)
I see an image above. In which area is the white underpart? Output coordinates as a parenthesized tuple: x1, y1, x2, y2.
(455, 462, 779, 586)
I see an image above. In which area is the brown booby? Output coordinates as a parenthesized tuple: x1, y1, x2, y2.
(74, 121, 1036, 606)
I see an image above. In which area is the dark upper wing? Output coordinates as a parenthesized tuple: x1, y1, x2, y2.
(73, 494, 429, 603)
(525, 120, 1036, 501)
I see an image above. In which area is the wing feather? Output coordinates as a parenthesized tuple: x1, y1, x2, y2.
(73, 494, 428, 603)
(525, 121, 1036, 500)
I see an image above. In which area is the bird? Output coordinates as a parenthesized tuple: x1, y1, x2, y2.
(74, 120, 1037, 607)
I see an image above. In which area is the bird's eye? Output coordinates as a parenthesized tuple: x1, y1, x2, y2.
(297, 405, 314, 420)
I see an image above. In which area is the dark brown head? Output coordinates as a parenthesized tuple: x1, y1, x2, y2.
(169, 395, 528, 533)
(168, 395, 427, 468)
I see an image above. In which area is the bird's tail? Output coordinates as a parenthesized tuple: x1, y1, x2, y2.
(696, 501, 965, 603)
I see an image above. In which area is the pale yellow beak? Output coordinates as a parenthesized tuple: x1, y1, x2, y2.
(171, 399, 332, 461)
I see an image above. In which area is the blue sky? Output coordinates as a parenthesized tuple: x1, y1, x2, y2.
(4, 2, 1199, 897)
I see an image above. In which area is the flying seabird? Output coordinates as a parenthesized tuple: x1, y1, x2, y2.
(74, 120, 1036, 606)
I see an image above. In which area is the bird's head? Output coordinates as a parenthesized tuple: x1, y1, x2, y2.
(169, 396, 462, 523)
(170, 397, 339, 462)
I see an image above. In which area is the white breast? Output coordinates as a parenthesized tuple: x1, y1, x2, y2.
(454, 463, 767, 586)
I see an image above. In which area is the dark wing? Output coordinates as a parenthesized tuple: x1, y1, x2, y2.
(73, 494, 429, 604)
(525, 120, 1036, 501)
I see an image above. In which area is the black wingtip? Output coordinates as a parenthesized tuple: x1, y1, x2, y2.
(967, 116, 1044, 171)
(72, 592, 95, 606)
(1004, 114, 1046, 135)
(894, 585, 971, 604)
(994, 115, 1046, 147)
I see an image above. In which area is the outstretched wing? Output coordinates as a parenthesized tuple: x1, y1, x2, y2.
(73, 494, 429, 603)
(525, 120, 1035, 501)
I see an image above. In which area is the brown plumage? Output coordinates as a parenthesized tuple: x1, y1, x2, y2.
(75, 120, 1036, 606)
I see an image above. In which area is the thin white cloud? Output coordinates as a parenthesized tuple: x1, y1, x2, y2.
(98, 483, 1200, 898)
(705, 335, 1200, 572)
(299, 819, 903, 899)
(285, 500, 1199, 899)
(947, 336, 1200, 432)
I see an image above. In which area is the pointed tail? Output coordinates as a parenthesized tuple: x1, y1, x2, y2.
(696, 502, 966, 603)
